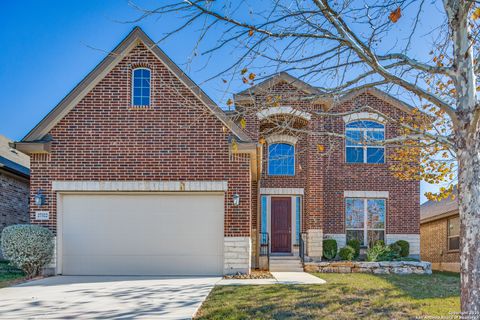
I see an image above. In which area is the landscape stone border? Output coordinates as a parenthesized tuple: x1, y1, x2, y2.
(304, 261, 432, 275)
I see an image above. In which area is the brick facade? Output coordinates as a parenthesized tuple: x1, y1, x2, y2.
(0, 170, 29, 257)
(24, 29, 420, 273)
(236, 79, 420, 260)
(29, 42, 252, 239)
(420, 214, 460, 272)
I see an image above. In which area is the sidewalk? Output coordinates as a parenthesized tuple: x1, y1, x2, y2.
(216, 272, 326, 285)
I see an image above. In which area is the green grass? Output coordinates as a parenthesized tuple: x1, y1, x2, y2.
(0, 261, 25, 288)
(195, 272, 460, 319)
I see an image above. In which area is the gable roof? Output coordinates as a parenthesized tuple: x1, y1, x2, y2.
(234, 72, 413, 114)
(234, 72, 324, 102)
(22, 27, 251, 143)
(333, 87, 414, 114)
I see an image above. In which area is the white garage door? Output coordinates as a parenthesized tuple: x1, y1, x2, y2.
(59, 193, 224, 276)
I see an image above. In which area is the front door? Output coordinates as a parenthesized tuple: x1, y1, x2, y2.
(271, 197, 292, 253)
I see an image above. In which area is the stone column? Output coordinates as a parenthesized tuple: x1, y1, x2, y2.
(307, 229, 323, 260)
(224, 237, 251, 275)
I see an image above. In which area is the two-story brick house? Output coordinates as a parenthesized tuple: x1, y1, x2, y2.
(14, 27, 419, 276)
(233, 73, 420, 269)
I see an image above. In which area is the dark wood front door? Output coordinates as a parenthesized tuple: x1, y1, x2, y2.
(271, 197, 292, 253)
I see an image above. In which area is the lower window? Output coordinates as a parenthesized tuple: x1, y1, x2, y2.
(345, 198, 386, 247)
(447, 216, 460, 251)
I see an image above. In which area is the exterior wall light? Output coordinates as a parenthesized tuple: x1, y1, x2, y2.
(34, 189, 46, 207)
(233, 194, 240, 206)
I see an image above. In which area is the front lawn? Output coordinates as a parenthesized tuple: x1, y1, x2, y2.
(196, 272, 460, 319)
(0, 261, 25, 288)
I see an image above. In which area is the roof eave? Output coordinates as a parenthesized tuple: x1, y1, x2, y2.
(22, 27, 252, 143)
(12, 141, 51, 155)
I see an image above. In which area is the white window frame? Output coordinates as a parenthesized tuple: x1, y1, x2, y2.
(345, 120, 385, 164)
(131, 67, 152, 106)
(267, 142, 296, 176)
(345, 197, 386, 247)
(447, 216, 460, 251)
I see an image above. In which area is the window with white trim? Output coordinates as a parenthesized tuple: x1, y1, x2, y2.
(132, 68, 151, 106)
(345, 198, 385, 247)
(268, 143, 295, 176)
(345, 120, 385, 163)
(447, 216, 460, 251)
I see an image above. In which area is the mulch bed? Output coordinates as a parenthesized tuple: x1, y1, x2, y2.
(223, 270, 274, 279)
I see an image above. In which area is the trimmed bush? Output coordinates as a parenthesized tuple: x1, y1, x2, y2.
(346, 239, 360, 259)
(323, 239, 337, 260)
(338, 245, 355, 261)
(388, 242, 402, 257)
(1, 224, 54, 278)
(395, 240, 410, 257)
(366, 242, 400, 262)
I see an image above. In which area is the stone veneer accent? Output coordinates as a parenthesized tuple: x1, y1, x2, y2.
(52, 180, 228, 192)
(257, 106, 312, 121)
(260, 188, 304, 195)
(342, 111, 387, 124)
(386, 234, 420, 257)
(324, 234, 346, 249)
(306, 229, 323, 259)
(224, 236, 251, 275)
(304, 261, 432, 275)
(343, 190, 389, 198)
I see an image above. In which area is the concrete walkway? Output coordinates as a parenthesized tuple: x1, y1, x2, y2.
(216, 272, 325, 285)
(0, 276, 220, 319)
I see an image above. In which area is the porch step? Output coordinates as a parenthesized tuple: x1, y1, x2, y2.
(270, 256, 300, 260)
(269, 256, 304, 272)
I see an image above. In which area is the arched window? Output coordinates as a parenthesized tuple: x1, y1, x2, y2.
(132, 68, 151, 106)
(345, 120, 385, 164)
(268, 143, 295, 176)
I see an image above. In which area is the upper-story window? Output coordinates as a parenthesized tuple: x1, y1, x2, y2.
(268, 143, 295, 176)
(345, 120, 385, 164)
(132, 68, 151, 106)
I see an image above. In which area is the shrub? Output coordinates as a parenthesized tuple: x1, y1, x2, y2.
(339, 245, 355, 261)
(395, 240, 410, 257)
(346, 239, 360, 259)
(323, 239, 337, 260)
(373, 239, 385, 247)
(1, 224, 54, 278)
(366, 242, 399, 262)
(388, 242, 402, 257)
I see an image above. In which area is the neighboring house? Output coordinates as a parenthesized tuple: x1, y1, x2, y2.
(420, 194, 460, 272)
(14, 27, 420, 276)
(0, 135, 30, 258)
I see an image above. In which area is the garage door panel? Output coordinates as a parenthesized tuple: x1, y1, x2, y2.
(62, 233, 223, 256)
(62, 254, 224, 276)
(61, 193, 224, 275)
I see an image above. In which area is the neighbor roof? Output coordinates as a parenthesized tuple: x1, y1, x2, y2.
(0, 135, 30, 177)
(22, 27, 251, 143)
(420, 191, 458, 223)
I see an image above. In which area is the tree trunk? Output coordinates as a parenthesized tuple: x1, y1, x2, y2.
(457, 135, 480, 312)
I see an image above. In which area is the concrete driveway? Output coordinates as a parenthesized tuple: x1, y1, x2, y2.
(0, 276, 220, 319)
